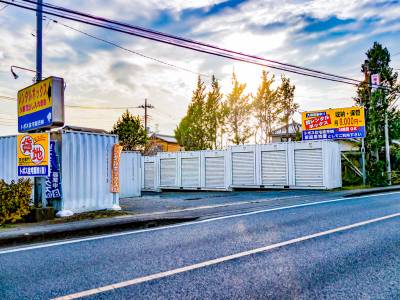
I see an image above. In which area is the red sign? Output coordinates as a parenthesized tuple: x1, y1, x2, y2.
(111, 144, 123, 193)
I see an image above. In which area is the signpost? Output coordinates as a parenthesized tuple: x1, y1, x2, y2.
(301, 106, 366, 141)
(17, 133, 50, 177)
(17, 76, 64, 133)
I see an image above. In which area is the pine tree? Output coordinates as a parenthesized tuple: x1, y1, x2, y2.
(253, 70, 279, 143)
(278, 75, 298, 140)
(354, 42, 400, 185)
(225, 72, 253, 145)
(111, 110, 148, 151)
(175, 76, 210, 150)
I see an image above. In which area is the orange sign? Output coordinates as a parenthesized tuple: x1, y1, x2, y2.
(111, 144, 123, 193)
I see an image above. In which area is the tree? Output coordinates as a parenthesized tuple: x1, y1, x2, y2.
(175, 76, 210, 150)
(253, 70, 279, 143)
(225, 72, 253, 145)
(354, 42, 400, 185)
(110, 110, 148, 151)
(278, 75, 298, 140)
(204, 75, 225, 149)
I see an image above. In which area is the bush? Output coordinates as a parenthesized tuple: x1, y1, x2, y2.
(0, 179, 33, 225)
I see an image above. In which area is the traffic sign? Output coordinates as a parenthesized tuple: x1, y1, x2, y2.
(17, 77, 64, 132)
(17, 133, 50, 176)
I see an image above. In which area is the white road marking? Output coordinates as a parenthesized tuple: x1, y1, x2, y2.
(1, 191, 400, 255)
(52, 212, 400, 300)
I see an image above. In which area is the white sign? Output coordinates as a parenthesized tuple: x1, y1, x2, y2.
(371, 73, 380, 90)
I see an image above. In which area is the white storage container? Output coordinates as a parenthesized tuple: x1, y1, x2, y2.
(259, 143, 289, 188)
(158, 152, 178, 189)
(229, 145, 258, 188)
(290, 140, 341, 189)
(200, 150, 230, 190)
(142, 156, 158, 191)
(179, 151, 201, 189)
(120, 151, 141, 198)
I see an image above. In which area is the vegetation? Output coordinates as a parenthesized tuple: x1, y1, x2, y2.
(0, 179, 33, 225)
(175, 71, 299, 149)
(111, 110, 148, 151)
(354, 42, 400, 186)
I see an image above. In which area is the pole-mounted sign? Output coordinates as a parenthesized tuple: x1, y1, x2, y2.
(17, 76, 64, 132)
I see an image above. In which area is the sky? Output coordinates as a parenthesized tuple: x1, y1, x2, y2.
(0, 0, 400, 136)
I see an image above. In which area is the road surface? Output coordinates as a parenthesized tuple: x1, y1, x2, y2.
(1, 191, 400, 299)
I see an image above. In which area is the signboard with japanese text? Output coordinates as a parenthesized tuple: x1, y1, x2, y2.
(45, 141, 62, 201)
(17, 77, 64, 132)
(111, 144, 123, 193)
(17, 133, 50, 176)
(302, 106, 365, 141)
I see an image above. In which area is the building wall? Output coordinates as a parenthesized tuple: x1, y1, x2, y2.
(152, 138, 182, 152)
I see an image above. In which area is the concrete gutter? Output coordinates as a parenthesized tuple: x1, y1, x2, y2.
(343, 185, 400, 197)
(0, 214, 197, 248)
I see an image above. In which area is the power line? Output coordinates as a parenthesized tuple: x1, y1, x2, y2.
(3, 0, 363, 86)
(44, 16, 210, 78)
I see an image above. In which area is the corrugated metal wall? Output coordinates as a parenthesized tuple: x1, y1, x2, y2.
(0, 135, 18, 183)
(61, 131, 118, 212)
(120, 151, 141, 198)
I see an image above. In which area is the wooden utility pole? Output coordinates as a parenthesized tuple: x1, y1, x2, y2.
(138, 98, 154, 133)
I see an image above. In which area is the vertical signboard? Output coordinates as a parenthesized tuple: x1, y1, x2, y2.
(17, 77, 64, 132)
(17, 133, 50, 176)
(302, 107, 366, 140)
(45, 141, 62, 201)
(111, 144, 123, 193)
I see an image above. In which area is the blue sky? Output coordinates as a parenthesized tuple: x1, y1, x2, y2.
(0, 0, 399, 136)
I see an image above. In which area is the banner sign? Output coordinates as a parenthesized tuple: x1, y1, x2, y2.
(302, 106, 365, 140)
(17, 77, 65, 132)
(110, 144, 123, 193)
(17, 133, 50, 176)
(45, 141, 62, 201)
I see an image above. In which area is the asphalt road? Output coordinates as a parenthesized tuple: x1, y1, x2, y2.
(1, 191, 400, 299)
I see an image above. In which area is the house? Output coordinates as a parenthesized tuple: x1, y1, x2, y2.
(149, 133, 182, 152)
(271, 121, 302, 142)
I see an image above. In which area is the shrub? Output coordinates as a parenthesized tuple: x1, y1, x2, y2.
(0, 179, 33, 225)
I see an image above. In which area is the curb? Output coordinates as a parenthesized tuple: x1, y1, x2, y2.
(343, 185, 400, 198)
(0, 216, 197, 248)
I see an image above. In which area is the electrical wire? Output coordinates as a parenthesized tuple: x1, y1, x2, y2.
(44, 17, 210, 78)
(22, 0, 362, 84)
(2, 0, 364, 86)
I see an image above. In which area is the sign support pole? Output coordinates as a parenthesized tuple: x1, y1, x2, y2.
(34, 0, 43, 207)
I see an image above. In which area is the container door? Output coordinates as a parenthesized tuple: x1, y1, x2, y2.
(160, 158, 176, 186)
(232, 152, 255, 186)
(261, 150, 287, 186)
(294, 149, 323, 187)
(144, 162, 155, 189)
(181, 157, 199, 188)
(205, 156, 225, 188)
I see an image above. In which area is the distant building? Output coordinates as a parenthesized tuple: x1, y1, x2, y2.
(149, 133, 182, 152)
(271, 121, 302, 142)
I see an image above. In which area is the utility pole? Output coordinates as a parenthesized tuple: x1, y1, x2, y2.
(138, 98, 154, 133)
(361, 60, 369, 186)
(34, 0, 43, 207)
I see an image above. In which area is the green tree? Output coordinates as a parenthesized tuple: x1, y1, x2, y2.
(175, 76, 210, 150)
(278, 75, 298, 140)
(204, 75, 225, 149)
(111, 110, 148, 151)
(253, 70, 279, 143)
(225, 72, 253, 145)
(354, 42, 400, 185)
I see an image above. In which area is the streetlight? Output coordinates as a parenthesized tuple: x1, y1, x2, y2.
(10, 65, 37, 81)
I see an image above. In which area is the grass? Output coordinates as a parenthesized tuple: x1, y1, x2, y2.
(0, 223, 17, 231)
(341, 185, 372, 190)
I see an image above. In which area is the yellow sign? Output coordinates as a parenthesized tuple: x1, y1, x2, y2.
(18, 77, 53, 117)
(17, 76, 65, 132)
(301, 106, 365, 140)
(17, 133, 50, 176)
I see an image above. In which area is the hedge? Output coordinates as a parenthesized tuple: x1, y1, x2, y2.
(0, 179, 33, 225)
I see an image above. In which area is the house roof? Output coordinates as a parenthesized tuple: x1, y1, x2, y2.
(151, 133, 178, 144)
(271, 121, 302, 136)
